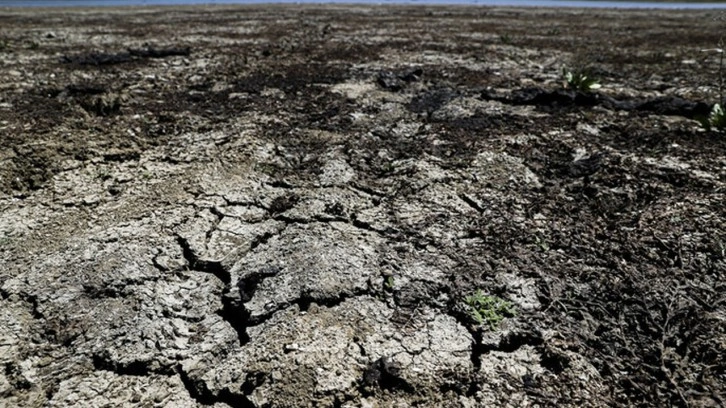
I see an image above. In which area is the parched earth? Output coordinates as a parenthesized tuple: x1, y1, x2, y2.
(0, 4, 725, 407)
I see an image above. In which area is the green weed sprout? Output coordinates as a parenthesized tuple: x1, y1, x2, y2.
(700, 45, 726, 131)
(698, 103, 726, 131)
(499, 33, 513, 44)
(562, 67, 601, 92)
(464, 290, 517, 330)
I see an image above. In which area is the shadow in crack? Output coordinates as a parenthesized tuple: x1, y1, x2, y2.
(177, 365, 252, 407)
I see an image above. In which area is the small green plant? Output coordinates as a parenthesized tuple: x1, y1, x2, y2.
(534, 236, 550, 252)
(698, 103, 726, 131)
(383, 275, 395, 291)
(464, 290, 517, 330)
(499, 33, 513, 44)
(380, 162, 395, 175)
(699, 42, 726, 131)
(562, 67, 601, 92)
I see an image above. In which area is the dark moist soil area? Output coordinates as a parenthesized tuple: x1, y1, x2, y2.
(0, 5, 724, 407)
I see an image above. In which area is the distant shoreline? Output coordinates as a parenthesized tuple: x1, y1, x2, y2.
(3, 0, 726, 9)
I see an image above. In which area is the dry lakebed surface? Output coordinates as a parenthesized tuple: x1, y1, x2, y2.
(0, 4, 725, 407)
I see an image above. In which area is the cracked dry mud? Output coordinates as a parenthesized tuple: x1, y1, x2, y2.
(0, 4, 725, 407)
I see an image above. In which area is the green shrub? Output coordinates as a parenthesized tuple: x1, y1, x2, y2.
(464, 290, 517, 330)
(499, 33, 513, 44)
(562, 67, 601, 92)
(698, 103, 726, 131)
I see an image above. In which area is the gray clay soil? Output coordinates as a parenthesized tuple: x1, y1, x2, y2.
(0, 5, 725, 407)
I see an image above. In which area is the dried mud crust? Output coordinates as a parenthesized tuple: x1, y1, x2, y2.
(0, 4, 725, 408)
